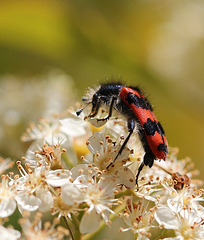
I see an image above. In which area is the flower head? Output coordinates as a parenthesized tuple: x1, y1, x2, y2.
(24, 143, 66, 170)
(12, 161, 71, 212)
(19, 212, 69, 240)
(61, 170, 118, 234)
(155, 206, 204, 240)
(84, 131, 135, 188)
(121, 197, 155, 239)
(78, 175, 117, 234)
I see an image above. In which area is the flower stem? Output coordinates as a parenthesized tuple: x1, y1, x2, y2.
(62, 152, 74, 169)
(63, 216, 75, 240)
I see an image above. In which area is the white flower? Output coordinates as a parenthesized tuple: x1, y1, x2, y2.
(135, 181, 163, 203)
(24, 144, 66, 170)
(61, 173, 117, 234)
(0, 175, 17, 217)
(20, 212, 69, 240)
(21, 109, 91, 147)
(145, 147, 199, 185)
(164, 184, 204, 216)
(135, 147, 199, 201)
(79, 177, 116, 234)
(21, 117, 64, 143)
(155, 206, 204, 239)
(51, 187, 81, 219)
(101, 116, 145, 162)
(86, 113, 145, 166)
(0, 225, 20, 240)
(59, 111, 91, 139)
(22, 110, 92, 166)
(121, 197, 154, 239)
(12, 162, 71, 212)
(0, 72, 77, 158)
(85, 131, 135, 188)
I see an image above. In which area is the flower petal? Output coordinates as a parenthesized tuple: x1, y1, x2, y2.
(60, 118, 87, 137)
(118, 167, 135, 189)
(61, 182, 85, 205)
(0, 225, 21, 240)
(16, 194, 41, 211)
(87, 131, 105, 155)
(36, 188, 53, 212)
(46, 169, 72, 187)
(155, 206, 178, 229)
(79, 209, 101, 234)
(0, 199, 16, 217)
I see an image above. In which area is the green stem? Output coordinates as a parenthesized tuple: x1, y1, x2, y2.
(134, 233, 139, 240)
(62, 152, 74, 169)
(72, 215, 82, 240)
(63, 215, 82, 240)
(63, 216, 75, 240)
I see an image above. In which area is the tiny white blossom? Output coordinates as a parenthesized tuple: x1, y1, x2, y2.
(121, 197, 154, 239)
(12, 162, 71, 212)
(21, 117, 64, 143)
(64, 174, 117, 234)
(22, 110, 92, 166)
(135, 147, 198, 201)
(102, 116, 145, 161)
(0, 175, 17, 217)
(155, 206, 204, 239)
(136, 181, 163, 203)
(0, 225, 20, 240)
(24, 144, 66, 170)
(163, 183, 204, 216)
(52, 186, 81, 219)
(86, 113, 145, 167)
(19, 212, 69, 240)
(145, 147, 199, 185)
(85, 131, 135, 188)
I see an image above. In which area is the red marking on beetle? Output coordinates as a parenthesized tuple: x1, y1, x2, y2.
(120, 87, 167, 161)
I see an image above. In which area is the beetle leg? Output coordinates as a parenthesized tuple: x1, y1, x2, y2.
(97, 96, 116, 122)
(88, 98, 101, 118)
(135, 162, 145, 190)
(106, 118, 135, 169)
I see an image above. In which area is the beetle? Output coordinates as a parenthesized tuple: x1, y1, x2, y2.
(76, 83, 168, 187)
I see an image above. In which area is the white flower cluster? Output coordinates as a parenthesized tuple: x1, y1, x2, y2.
(0, 107, 203, 240)
(0, 71, 77, 158)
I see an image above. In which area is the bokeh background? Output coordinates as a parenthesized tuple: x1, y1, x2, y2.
(0, 0, 204, 182)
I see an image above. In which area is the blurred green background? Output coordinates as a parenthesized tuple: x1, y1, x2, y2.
(0, 0, 204, 180)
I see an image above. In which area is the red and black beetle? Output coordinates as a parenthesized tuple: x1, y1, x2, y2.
(77, 83, 168, 187)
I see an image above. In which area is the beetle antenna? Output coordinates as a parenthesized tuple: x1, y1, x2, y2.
(76, 102, 91, 116)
